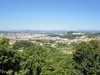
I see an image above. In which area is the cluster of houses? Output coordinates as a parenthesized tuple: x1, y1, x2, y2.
(0, 32, 99, 46)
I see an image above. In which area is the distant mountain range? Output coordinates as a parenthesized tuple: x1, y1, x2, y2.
(0, 30, 100, 34)
(0, 30, 67, 34)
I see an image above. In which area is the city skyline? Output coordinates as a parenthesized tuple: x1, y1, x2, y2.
(0, 0, 100, 31)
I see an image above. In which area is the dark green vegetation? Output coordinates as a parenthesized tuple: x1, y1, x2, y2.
(0, 38, 100, 75)
(13, 40, 34, 50)
(48, 33, 82, 39)
(48, 32, 100, 39)
(73, 40, 100, 75)
(84, 32, 100, 38)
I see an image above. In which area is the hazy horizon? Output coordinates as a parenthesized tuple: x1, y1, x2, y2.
(0, 0, 100, 31)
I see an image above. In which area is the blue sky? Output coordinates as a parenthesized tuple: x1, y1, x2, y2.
(0, 0, 100, 31)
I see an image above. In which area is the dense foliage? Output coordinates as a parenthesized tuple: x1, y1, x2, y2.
(13, 40, 34, 50)
(73, 40, 100, 75)
(0, 38, 21, 75)
(48, 33, 82, 39)
(0, 38, 100, 75)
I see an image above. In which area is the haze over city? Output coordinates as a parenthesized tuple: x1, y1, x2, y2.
(0, 0, 100, 31)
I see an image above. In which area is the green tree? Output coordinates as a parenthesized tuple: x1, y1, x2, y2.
(13, 40, 34, 50)
(19, 45, 48, 75)
(0, 38, 9, 45)
(73, 40, 100, 75)
(18, 45, 73, 75)
(0, 45, 21, 75)
(41, 49, 73, 75)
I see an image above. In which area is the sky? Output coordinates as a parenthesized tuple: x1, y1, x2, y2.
(0, 0, 100, 31)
